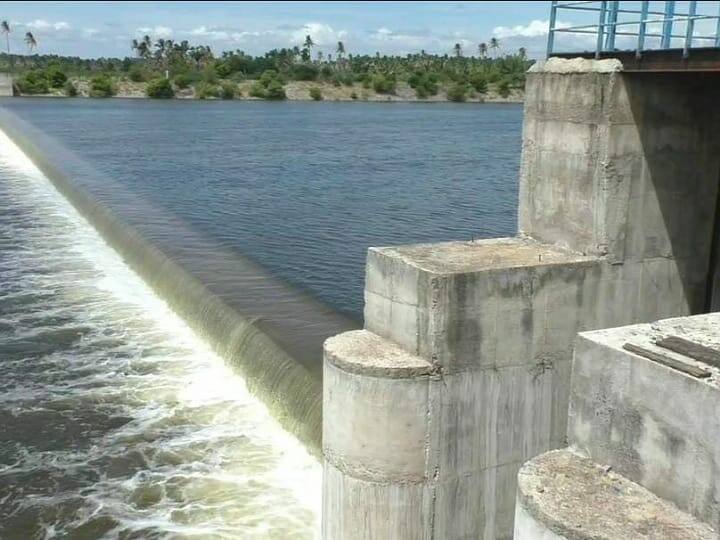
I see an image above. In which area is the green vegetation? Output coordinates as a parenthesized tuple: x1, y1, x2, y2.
(446, 82, 469, 102)
(15, 69, 49, 94)
(497, 78, 511, 98)
(173, 71, 196, 89)
(63, 80, 77, 97)
(194, 81, 220, 99)
(0, 34, 531, 101)
(249, 69, 286, 99)
(146, 77, 174, 98)
(309, 86, 323, 101)
(128, 66, 146, 82)
(89, 74, 115, 97)
(409, 71, 439, 99)
(46, 65, 67, 88)
(220, 81, 237, 99)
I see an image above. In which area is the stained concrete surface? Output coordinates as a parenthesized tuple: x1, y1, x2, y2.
(515, 449, 716, 539)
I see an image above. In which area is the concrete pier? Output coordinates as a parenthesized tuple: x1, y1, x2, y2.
(322, 58, 720, 539)
(0, 73, 13, 97)
(514, 448, 715, 539)
(514, 312, 720, 538)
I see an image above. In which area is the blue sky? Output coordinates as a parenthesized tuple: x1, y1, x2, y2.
(0, 1, 560, 59)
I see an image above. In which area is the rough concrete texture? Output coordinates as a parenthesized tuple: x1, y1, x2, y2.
(528, 57, 623, 73)
(520, 70, 720, 276)
(323, 67, 720, 539)
(569, 312, 720, 531)
(0, 73, 12, 97)
(514, 449, 716, 539)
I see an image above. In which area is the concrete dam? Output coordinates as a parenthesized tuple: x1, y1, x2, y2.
(0, 108, 357, 455)
(4, 4, 720, 535)
(321, 56, 720, 539)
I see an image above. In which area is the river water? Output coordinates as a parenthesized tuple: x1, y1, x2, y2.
(0, 99, 522, 538)
(0, 129, 319, 538)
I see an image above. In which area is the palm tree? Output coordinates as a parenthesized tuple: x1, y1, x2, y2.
(1, 21, 10, 55)
(24, 31, 37, 53)
(489, 37, 500, 57)
(478, 42, 488, 59)
(453, 43, 463, 58)
(518, 47, 527, 60)
(131, 35, 152, 60)
(336, 41, 345, 58)
(304, 34, 314, 50)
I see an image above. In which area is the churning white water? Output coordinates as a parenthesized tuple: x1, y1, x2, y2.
(0, 128, 321, 538)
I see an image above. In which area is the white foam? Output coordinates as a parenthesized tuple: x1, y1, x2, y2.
(0, 127, 321, 537)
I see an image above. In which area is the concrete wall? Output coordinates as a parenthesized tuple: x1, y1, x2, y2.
(323, 61, 720, 539)
(520, 68, 720, 311)
(569, 312, 720, 531)
(0, 73, 12, 97)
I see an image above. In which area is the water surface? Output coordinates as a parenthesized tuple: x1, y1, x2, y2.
(1, 98, 522, 317)
(0, 131, 320, 538)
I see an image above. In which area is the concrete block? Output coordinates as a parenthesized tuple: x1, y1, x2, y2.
(365, 237, 598, 372)
(569, 313, 720, 529)
(514, 449, 716, 540)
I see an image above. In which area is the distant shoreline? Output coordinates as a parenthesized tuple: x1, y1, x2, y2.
(15, 78, 524, 104)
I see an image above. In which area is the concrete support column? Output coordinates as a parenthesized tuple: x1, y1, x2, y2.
(322, 330, 435, 539)
(323, 59, 720, 539)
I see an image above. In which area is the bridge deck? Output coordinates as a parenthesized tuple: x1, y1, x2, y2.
(553, 47, 720, 72)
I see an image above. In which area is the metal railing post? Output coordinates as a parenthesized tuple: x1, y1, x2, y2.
(662, 0, 676, 48)
(637, 0, 649, 59)
(605, 1, 620, 50)
(683, 1, 697, 58)
(715, 1, 720, 47)
(596, 1, 608, 58)
(547, 0, 558, 58)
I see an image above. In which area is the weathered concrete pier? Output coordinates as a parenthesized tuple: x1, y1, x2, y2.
(322, 55, 720, 539)
(515, 311, 720, 539)
(0, 73, 13, 97)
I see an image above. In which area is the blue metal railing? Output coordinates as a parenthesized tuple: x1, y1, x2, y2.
(547, 1, 720, 58)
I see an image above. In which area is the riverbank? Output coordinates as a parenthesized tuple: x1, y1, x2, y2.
(16, 78, 524, 103)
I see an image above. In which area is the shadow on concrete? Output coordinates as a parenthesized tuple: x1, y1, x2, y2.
(623, 72, 720, 313)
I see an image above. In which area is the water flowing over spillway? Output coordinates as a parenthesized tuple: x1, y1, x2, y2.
(0, 128, 320, 537)
(0, 98, 522, 537)
(0, 108, 359, 451)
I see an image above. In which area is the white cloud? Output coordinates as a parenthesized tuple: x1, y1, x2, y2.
(136, 25, 173, 38)
(190, 26, 229, 41)
(290, 22, 347, 46)
(493, 19, 570, 39)
(25, 19, 71, 31)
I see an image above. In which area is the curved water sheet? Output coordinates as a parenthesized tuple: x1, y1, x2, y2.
(0, 128, 320, 538)
(0, 108, 358, 452)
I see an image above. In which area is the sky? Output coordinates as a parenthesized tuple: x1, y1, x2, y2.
(0, 1, 561, 60)
(1, 1, 711, 61)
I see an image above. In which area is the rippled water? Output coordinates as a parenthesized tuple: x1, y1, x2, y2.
(0, 98, 522, 317)
(0, 130, 320, 539)
(0, 99, 522, 538)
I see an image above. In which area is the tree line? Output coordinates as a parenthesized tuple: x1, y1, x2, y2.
(0, 19, 533, 100)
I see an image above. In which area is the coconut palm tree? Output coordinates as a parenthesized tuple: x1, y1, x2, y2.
(478, 42, 488, 59)
(131, 35, 152, 60)
(336, 41, 345, 58)
(453, 43, 463, 57)
(518, 46, 527, 60)
(24, 31, 37, 53)
(304, 34, 314, 50)
(1, 21, 10, 55)
(489, 37, 500, 57)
